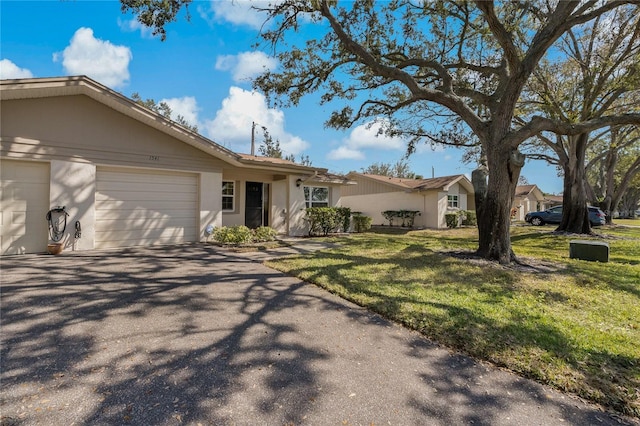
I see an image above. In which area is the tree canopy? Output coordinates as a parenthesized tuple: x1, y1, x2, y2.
(121, 0, 640, 263)
(131, 92, 199, 133)
(361, 159, 422, 179)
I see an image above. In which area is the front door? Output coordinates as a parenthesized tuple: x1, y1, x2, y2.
(245, 182, 263, 229)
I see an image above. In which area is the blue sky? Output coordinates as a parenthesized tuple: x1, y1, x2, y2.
(1, 0, 563, 194)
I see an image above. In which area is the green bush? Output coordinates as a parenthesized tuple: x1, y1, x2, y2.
(445, 213, 459, 229)
(335, 207, 352, 232)
(212, 225, 253, 244)
(305, 207, 340, 236)
(382, 210, 421, 227)
(253, 226, 278, 242)
(352, 214, 372, 233)
(460, 210, 477, 226)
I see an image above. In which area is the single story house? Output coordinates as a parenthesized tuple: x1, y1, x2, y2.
(338, 173, 475, 229)
(0, 76, 351, 255)
(511, 184, 547, 221)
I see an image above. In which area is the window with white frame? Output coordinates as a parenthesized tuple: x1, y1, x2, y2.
(304, 186, 329, 208)
(222, 181, 235, 211)
(447, 194, 459, 208)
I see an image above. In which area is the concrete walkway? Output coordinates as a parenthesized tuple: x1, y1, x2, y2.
(0, 243, 634, 425)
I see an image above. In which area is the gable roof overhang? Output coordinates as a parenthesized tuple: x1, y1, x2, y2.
(348, 172, 474, 193)
(515, 184, 545, 201)
(1, 75, 331, 177)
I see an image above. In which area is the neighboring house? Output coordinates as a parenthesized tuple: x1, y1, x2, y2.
(544, 194, 563, 208)
(338, 173, 475, 229)
(511, 184, 547, 221)
(0, 76, 350, 255)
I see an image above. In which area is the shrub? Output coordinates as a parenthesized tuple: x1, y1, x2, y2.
(460, 210, 477, 226)
(212, 225, 253, 244)
(352, 214, 372, 233)
(305, 207, 340, 236)
(253, 226, 278, 242)
(445, 213, 459, 229)
(335, 207, 352, 232)
(382, 210, 421, 227)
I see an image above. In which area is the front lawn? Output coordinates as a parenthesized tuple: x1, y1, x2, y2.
(265, 225, 640, 418)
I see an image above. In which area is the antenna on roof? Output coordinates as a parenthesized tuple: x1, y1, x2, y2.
(251, 121, 256, 156)
(432, 166, 435, 178)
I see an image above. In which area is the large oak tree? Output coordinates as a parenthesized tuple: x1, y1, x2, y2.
(122, 0, 640, 263)
(523, 6, 640, 233)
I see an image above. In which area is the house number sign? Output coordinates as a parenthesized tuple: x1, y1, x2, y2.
(149, 155, 160, 161)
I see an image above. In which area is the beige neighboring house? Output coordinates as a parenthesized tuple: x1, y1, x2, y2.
(0, 76, 350, 255)
(338, 173, 475, 229)
(511, 184, 547, 221)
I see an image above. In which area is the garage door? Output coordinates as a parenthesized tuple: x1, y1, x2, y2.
(96, 167, 198, 249)
(1, 160, 50, 255)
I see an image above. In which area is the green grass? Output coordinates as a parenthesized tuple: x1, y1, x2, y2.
(265, 225, 640, 418)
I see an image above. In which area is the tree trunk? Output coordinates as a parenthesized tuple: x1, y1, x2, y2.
(601, 147, 617, 224)
(474, 145, 524, 264)
(556, 134, 592, 233)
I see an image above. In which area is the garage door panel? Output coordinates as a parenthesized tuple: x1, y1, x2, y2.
(97, 169, 195, 185)
(1, 160, 50, 255)
(96, 190, 196, 204)
(96, 208, 195, 222)
(96, 215, 197, 232)
(95, 167, 198, 249)
(96, 181, 197, 194)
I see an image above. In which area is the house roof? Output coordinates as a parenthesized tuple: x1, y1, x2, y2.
(237, 154, 322, 173)
(1, 75, 326, 176)
(350, 173, 474, 193)
(515, 184, 545, 201)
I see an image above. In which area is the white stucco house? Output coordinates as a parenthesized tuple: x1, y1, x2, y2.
(511, 184, 547, 221)
(0, 76, 351, 255)
(338, 173, 475, 229)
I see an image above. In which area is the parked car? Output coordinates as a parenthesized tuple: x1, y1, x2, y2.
(524, 206, 606, 226)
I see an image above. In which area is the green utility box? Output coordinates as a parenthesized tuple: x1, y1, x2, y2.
(569, 240, 609, 263)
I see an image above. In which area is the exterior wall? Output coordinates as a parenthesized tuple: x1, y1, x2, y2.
(1, 96, 226, 173)
(339, 192, 426, 227)
(271, 179, 288, 234)
(288, 176, 308, 236)
(221, 169, 279, 229)
(2, 93, 345, 245)
(422, 191, 441, 228)
(339, 184, 474, 229)
(513, 192, 546, 221)
(200, 172, 223, 239)
(49, 160, 96, 251)
(341, 175, 399, 196)
(1, 95, 231, 252)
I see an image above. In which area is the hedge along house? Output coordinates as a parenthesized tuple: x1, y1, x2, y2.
(338, 173, 475, 229)
(0, 76, 350, 255)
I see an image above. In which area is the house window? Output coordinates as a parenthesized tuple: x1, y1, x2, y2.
(304, 186, 329, 208)
(222, 181, 235, 211)
(447, 194, 459, 208)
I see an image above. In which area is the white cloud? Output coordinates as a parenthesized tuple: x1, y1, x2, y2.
(55, 27, 132, 88)
(327, 146, 366, 161)
(204, 86, 309, 155)
(160, 96, 200, 128)
(117, 18, 154, 38)
(200, 0, 268, 30)
(327, 119, 407, 161)
(0, 59, 34, 79)
(215, 51, 278, 83)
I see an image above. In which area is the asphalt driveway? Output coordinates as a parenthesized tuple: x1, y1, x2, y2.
(0, 244, 632, 425)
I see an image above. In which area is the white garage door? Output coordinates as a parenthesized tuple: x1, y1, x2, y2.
(96, 167, 198, 249)
(1, 160, 50, 255)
